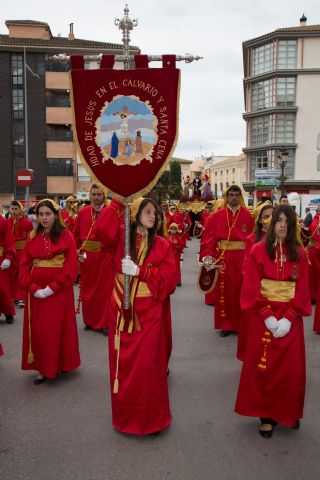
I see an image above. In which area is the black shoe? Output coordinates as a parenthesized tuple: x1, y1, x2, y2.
(220, 330, 231, 337)
(147, 431, 161, 437)
(259, 425, 274, 438)
(33, 375, 47, 385)
(176, 282, 182, 287)
(167, 368, 170, 376)
(99, 328, 108, 336)
(292, 419, 300, 430)
(5, 315, 14, 324)
(84, 325, 93, 331)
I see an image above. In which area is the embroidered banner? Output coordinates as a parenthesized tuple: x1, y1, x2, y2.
(70, 56, 180, 199)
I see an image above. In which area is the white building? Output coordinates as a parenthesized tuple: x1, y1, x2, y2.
(242, 15, 320, 200)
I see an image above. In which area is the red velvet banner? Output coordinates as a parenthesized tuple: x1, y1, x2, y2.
(70, 57, 180, 199)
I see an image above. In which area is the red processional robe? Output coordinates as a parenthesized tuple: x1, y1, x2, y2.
(182, 211, 192, 240)
(108, 222, 176, 435)
(308, 213, 320, 302)
(167, 232, 184, 284)
(237, 231, 266, 361)
(235, 242, 312, 426)
(19, 229, 80, 378)
(61, 209, 76, 233)
(313, 247, 320, 332)
(74, 204, 114, 330)
(7, 216, 33, 301)
(0, 216, 16, 317)
(202, 206, 254, 331)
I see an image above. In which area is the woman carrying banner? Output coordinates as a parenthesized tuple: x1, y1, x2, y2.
(19, 199, 80, 384)
(107, 197, 176, 435)
(235, 205, 312, 437)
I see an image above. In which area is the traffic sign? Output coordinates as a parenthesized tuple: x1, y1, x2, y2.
(16, 168, 34, 187)
(255, 169, 281, 179)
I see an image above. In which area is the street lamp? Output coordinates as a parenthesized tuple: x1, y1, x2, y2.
(277, 147, 289, 196)
(23, 46, 40, 211)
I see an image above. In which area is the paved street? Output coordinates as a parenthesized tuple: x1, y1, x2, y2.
(1, 238, 320, 480)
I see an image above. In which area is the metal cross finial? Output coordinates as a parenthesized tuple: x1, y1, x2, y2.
(115, 4, 138, 70)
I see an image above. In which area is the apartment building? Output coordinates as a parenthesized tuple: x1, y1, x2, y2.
(242, 15, 320, 199)
(0, 19, 139, 204)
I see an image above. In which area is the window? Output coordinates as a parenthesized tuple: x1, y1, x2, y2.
(77, 164, 91, 182)
(47, 159, 73, 176)
(220, 171, 223, 175)
(252, 43, 273, 75)
(46, 59, 70, 72)
(47, 126, 73, 141)
(12, 90, 24, 120)
(46, 92, 71, 107)
(215, 171, 217, 176)
(277, 40, 297, 69)
(220, 182, 223, 192)
(275, 114, 295, 143)
(249, 149, 295, 180)
(226, 169, 229, 174)
(251, 79, 273, 111)
(232, 168, 235, 174)
(276, 77, 295, 106)
(250, 115, 272, 146)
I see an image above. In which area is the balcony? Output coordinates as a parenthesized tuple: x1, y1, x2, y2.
(46, 107, 72, 125)
(45, 71, 70, 90)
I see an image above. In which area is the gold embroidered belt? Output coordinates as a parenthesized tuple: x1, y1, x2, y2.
(114, 274, 152, 304)
(261, 279, 296, 302)
(16, 240, 26, 250)
(217, 240, 245, 250)
(32, 254, 65, 268)
(0, 246, 4, 256)
(81, 239, 101, 253)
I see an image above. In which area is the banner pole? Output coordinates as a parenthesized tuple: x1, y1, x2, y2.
(123, 197, 131, 309)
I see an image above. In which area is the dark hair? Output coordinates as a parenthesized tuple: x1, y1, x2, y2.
(227, 185, 241, 194)
(28, 206, 35, 215)
(130, 198, 158, 262)
(255, 204, 274, 243)
(279, 194, 288, 200)
(265, 204, 299, 261)
(35, 200, 65, 243)
(305, 207, 310, 212)
(11, 200, 22, 208)
(156, 205, 165, 237)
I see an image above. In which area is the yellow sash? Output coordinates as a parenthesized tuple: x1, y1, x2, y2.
(217, 240, 245, 250)
(32, 254, 65, 268)
(114, 274, 152, 304)
(16, 240, 26, 250)
(81, 239, 101, 252)
(261, 279, 295, 302)
(0, 246, 4, 256)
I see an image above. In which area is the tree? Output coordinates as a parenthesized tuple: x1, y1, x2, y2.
(149, 170, 170, 204)
(169, 161, 182, 200)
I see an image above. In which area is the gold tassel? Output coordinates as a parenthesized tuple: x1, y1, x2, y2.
(113, 378, 119, 394)
(28, 352, 34, 364)
(114, 334, 120, 351)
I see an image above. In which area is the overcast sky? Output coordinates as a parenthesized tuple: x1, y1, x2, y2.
(2, 0, 320, 160)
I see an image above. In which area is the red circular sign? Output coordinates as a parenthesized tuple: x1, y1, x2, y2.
(16, 168, 34, 187)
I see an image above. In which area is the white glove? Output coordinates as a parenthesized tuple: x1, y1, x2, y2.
(34, 289, 46, 299)
(121, 258, 138, 276)
(0, 259, 11, 270)
(42, 286, 54, 298)
(273, 317, 292, 338)
(264, 316, 279, 334)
